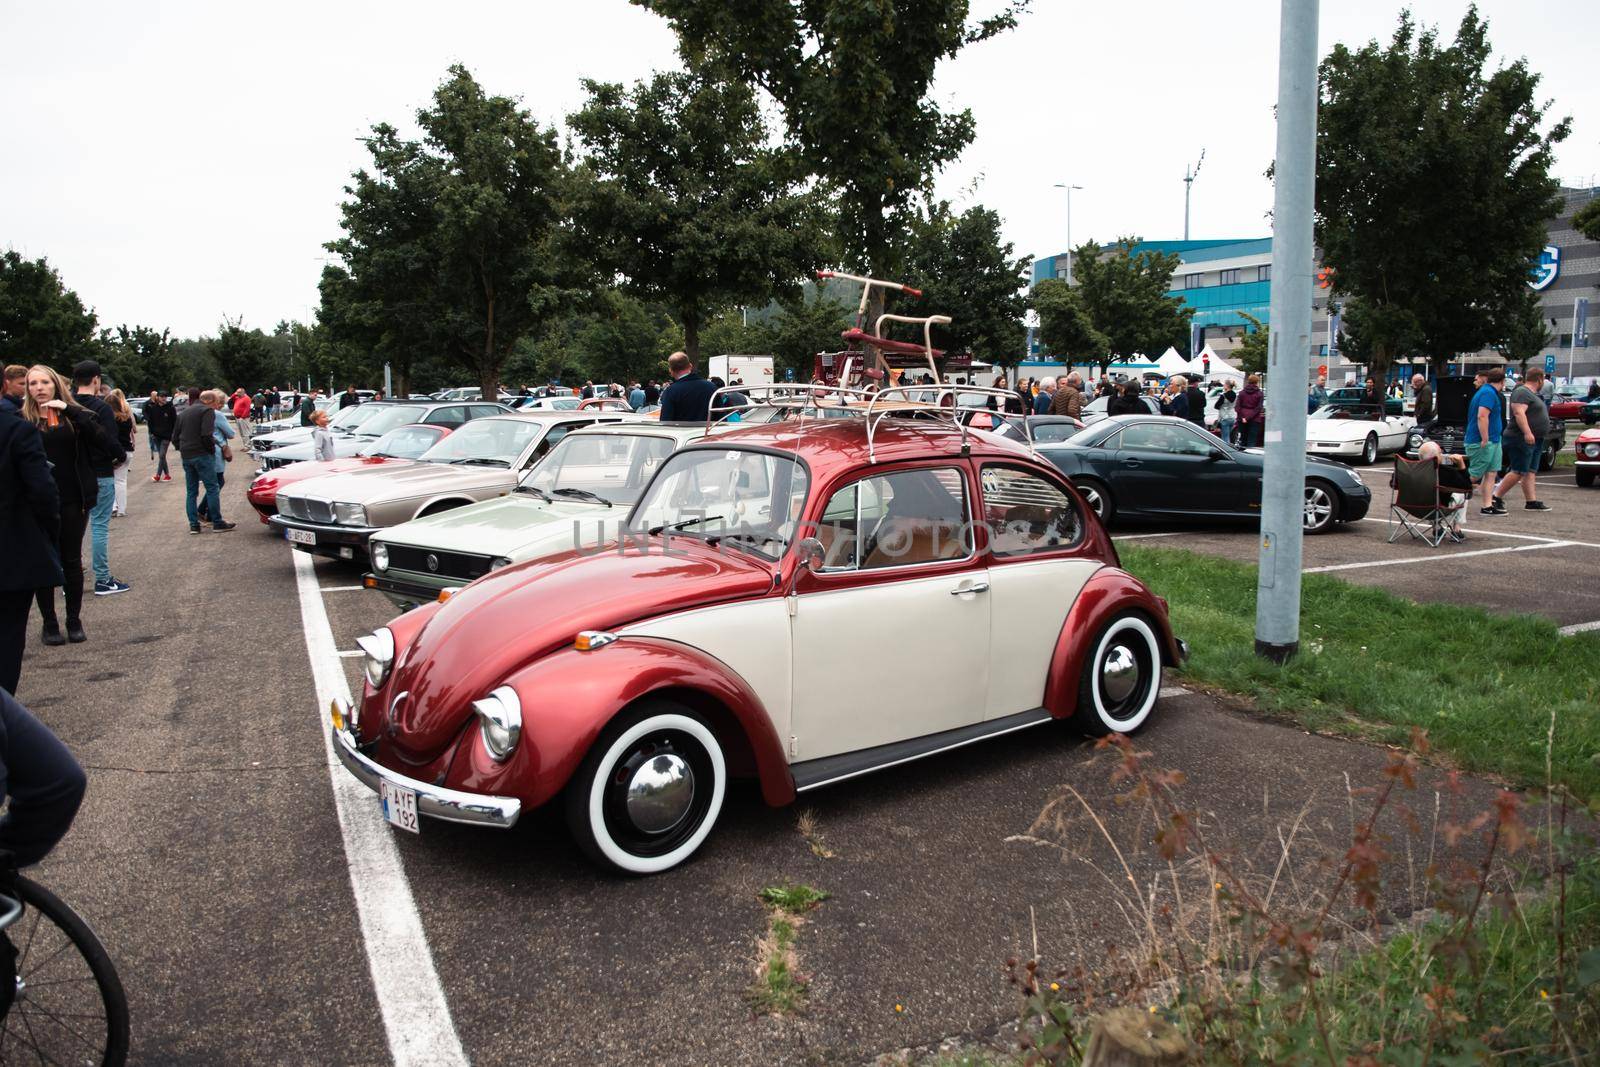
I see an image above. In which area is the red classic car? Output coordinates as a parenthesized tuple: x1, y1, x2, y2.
(331, 398, 1186, 874)
(246, 424, 451, 522)
(1576, 425, 1599, 487)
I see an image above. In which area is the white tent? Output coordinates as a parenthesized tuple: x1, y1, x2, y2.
(1155, 347, 1190, 376)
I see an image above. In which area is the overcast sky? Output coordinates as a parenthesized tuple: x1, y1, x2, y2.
(2, 0, 1595, 338)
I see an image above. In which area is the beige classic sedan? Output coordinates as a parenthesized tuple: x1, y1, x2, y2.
(268, 411, 634, 561)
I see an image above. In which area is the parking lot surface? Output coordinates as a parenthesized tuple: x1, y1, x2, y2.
(17, 445, 1589, 1065)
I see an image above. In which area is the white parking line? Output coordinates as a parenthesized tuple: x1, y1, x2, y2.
(293, 551, 469, 1067)
(1355, 517, 1564, 543)
(321, 585, 368, 592)
(1304, 541, 1577, 573)
(337, 649, 364, 658)
(1558, 620, 1600, 637)
(1113, 532, 1185, 541)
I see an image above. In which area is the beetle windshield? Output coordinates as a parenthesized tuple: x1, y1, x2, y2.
(519, 432, 677, 505)
(419, 418, 543, 467)
(627, 448, 810, 558)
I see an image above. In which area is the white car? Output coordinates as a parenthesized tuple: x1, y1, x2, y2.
(365, 423, 712, 608)
(1303, 405, 1413, 464)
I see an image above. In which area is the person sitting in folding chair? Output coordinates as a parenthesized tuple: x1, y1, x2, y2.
(1389, 441, 1470, 546)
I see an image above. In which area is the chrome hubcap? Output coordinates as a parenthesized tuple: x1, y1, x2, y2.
(1101, 644, 1140, 704)
(1081, 486, 1103, 516)
(1304, 488, 1332, 528)
(624, 753, 695, 834)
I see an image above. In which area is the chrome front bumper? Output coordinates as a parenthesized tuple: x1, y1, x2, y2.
(330, 714, 521, 829)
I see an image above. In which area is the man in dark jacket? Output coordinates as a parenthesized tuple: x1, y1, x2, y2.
(175, 388, 233, 533)
(0, 405, 62, 695)
(71, 361, 128, 596)
(299, 390, 318, 426)
(144, 390, 177, 482)
(1183, 379, 1208, 428)
(658, 353, 718, 423)
(1411, 374, 1433, 423)
(338, 384, 360, 409)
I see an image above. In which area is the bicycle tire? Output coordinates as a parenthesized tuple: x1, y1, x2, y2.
(1, 875, 129, 1066)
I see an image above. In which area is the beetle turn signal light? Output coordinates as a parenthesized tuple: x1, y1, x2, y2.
(574, 630, 617, 652)
(438, 589, 455, 603)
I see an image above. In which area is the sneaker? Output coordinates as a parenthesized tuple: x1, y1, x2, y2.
(210, 521, 237, 532)
(150, 474, 161, 482)
(1524, 500, 1551, 511)
(190, 525, 203, 534)
(1480, 506, 1505, 516)
(162, 473, 172, 481)
(1492, 494, 1504, 509)
(93, 578, 131, 596)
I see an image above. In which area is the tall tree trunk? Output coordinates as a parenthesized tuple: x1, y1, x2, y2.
(684, 311, 700, 365)
(481, 292, 499, 400)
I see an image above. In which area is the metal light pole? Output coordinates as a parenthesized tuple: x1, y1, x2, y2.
(1053, 183, 1082, 284)
(1254, 0, 1319, 664)
(1182, 150, 1205, 240)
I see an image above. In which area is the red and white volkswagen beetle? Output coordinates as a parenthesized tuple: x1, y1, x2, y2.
(332, 392, 1187, 873)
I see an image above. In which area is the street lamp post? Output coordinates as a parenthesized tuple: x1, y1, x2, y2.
(1053, 183, 1082, 284)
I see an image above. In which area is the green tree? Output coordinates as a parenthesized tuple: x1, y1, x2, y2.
(1314, 7, 1569, 382)
(753, 293, 853, 384)
(576, 291, 669, 385)
(1035, 239, 1191, 375)
(636, 0, 1027, 306)
(1574, 198, 1600, 243)
(208, 318, 281, 391)
(1493, 288, 1555, 372)
(568, 69, 826, 362)
(904, 202, 1029, 367)
(97, 325, 183, 395)
(0, 251, 98, 370)
(1031, 280, 1106, 368)
(326, 65, 582, 399)
(1233, 311, 1269, 376)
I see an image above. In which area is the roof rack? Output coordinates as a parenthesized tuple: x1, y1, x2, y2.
(704, 382, 873, 431)
(862, 385, 1033, 463)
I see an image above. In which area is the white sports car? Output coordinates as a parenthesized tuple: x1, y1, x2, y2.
(1303, 405, 1413, 465)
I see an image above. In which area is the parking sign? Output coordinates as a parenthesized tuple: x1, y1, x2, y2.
(1545, 353, 1557, 375)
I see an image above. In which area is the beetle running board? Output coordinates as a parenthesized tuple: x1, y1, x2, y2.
(790, 707, 1054, 793)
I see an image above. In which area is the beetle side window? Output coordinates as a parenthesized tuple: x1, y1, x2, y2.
(815, 467, 971, 572)
(980, 466, 1084, 556)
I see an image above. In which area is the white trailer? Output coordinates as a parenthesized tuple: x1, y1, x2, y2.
(706, 354, 775, 386)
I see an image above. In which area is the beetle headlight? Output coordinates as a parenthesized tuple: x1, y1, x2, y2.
(356, 627, 395, 688)
(371, 541, 390, 572)
(472, 686, 522, 761)
(335, 502, 368, 526)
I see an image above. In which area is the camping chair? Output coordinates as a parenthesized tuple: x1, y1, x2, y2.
(1387, 455, 1462, 547)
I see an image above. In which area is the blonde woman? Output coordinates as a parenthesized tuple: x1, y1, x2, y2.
(22, 366, 112, 644)
(107, 388, 136, 516)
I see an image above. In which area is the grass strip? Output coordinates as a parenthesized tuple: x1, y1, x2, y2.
(1120, 544, 1600, 803)
(748, 884, 829, 1014)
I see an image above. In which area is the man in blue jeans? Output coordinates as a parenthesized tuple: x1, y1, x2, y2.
(70, 362, 129, 595)
(173, 388, 236, 533)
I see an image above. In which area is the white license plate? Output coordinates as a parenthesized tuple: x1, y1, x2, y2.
(380, 780, 420, 834)
(286, 528, 316, 545)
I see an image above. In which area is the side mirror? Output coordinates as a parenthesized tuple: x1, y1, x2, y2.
(795, 536, 825, 574)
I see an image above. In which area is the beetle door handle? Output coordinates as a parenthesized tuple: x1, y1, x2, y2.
(1122, 459, 1142, 468)
(951, 581, 989, 596)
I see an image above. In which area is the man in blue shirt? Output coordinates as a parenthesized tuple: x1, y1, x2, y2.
(1032, 377, 1056, 415)
(1463, 367, 1505, 515)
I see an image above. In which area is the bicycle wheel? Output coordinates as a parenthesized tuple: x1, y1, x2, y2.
(1, 876, 129, 1066)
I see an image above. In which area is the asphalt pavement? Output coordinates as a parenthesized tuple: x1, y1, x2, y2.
(15, 443, 1557, 1065)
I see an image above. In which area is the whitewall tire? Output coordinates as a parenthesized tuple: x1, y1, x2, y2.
(1072, 614, 1162, 736)
(566, 703, 726, 875)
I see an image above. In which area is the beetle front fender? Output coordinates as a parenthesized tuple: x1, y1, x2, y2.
(1042, 567, 1181, 721)
(444, 636, 795, 812)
